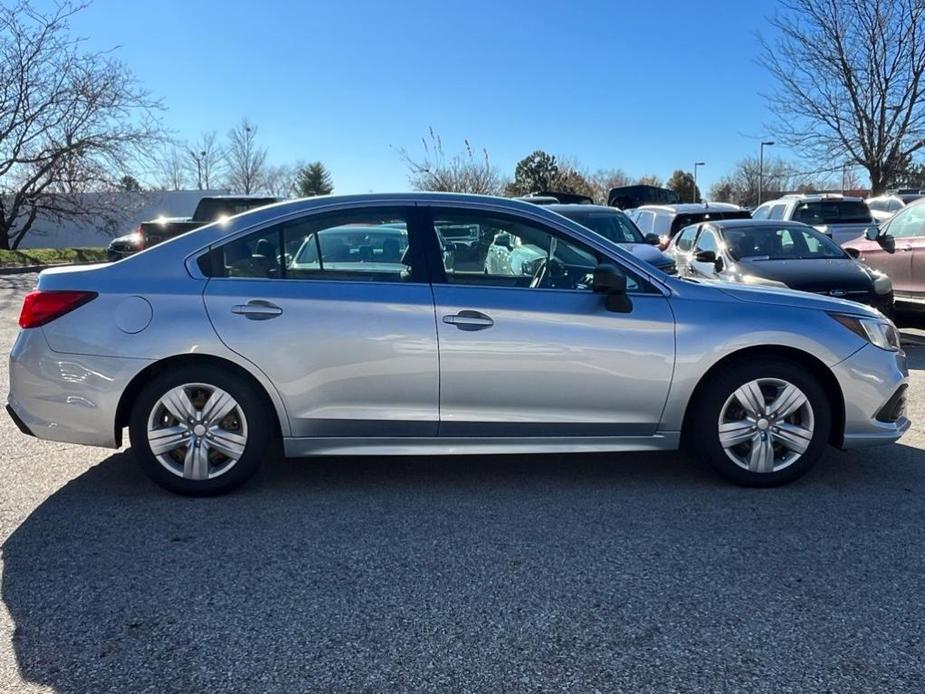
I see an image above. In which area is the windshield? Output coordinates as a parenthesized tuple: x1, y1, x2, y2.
(559, 210, 644, 243)
(791, 200, 871, 225)
(724, 225, 846, 261)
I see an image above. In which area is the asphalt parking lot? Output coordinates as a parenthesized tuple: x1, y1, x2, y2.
(1, 273, 925, 693)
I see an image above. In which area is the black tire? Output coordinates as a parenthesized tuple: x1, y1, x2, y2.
(129, 364, 276, 496)
(687, 359, 831, 487)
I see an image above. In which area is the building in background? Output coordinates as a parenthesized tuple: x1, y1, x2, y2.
(18, 190, 228, 249)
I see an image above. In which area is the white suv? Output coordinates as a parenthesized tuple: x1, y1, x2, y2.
(752, 194, 875, 245)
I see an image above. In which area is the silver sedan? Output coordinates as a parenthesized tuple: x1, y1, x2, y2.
(6, 193, 910, 495)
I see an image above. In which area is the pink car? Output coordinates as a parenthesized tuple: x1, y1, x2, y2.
(843, 198, 925, 306)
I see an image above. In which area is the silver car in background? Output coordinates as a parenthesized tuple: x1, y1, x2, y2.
(7, 193, 910, 495)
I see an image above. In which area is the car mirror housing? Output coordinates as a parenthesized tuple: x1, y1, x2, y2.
(695, 250, 717, 264)
(879, 233, 896, 252)
(644, 233, 660, 245)
(592, 263, 632, 313)
(844, 247, 860, 259)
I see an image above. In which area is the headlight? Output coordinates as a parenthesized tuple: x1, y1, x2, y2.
(829, 313, 900, 351)
(868, 268, 893, 296)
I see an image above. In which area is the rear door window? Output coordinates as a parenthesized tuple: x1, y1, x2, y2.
(768, 204, 786, 220)
(633, 211, 655, 234)
(215, 207, 424, 282)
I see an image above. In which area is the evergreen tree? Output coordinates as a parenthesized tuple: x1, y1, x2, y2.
(296, 162, 334, 197)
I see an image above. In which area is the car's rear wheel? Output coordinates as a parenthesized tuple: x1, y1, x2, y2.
(688, 359, 831, 486)
(129, 365, 275, 495)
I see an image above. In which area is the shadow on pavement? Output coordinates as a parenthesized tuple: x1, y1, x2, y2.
(4, 447, 925, 692)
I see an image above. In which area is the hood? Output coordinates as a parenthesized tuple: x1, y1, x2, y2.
(734, 257, 873, 293)
(617, 242, 673, 267)
(715, 280, 881, 318)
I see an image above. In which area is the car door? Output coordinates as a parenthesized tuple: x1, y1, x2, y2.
(202, 205, 440, 438)
(421, 205, 675, 437)
(689, 227, 721, 279)
(864, 204, 925, 295)
(903, 207, 925, 298)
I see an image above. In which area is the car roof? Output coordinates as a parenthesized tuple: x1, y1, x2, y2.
(707, 219, 815, 232)
(546, 204, 620, 213)
(635, 202, 745, 213)
(765, 193, 865, 203)
(199, 195, 280, 201)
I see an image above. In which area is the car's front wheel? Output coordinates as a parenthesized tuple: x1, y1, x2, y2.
(129, 365, 275, 495)
(689, 359, 831, 486)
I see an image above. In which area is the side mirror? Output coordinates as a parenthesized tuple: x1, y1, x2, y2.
(879, 233, 896, 253)
(844, 247, 860, 259)
(695, 250, 717, 263)
(864, 226, 879, 241)
(592, 263, 632, 313)
(644, 233, 660, 245)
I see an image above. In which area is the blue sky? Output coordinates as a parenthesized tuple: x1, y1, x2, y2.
(66, 0, 785, 193)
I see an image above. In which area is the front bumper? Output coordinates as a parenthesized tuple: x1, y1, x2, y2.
(833, 343, 911, 449)
(8, 328, 150, 448)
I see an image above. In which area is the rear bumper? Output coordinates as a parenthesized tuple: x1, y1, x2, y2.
(5, 404, 34, 437)
(8, 328, 150, 448)
(833, 343, 911, 449)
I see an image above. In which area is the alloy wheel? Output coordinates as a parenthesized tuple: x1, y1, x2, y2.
(146, 383, 248, 480)
(717, 377, 815, 474)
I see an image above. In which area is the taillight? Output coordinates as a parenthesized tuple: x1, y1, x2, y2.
(18, 290, 98, 329)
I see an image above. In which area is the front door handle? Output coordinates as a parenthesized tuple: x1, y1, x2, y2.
(442, 310, 494, 331)
(902, 244, 914, 252)
(231, 300, 283, 320)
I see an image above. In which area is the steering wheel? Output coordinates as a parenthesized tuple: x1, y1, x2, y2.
(529, 258, 548, 288)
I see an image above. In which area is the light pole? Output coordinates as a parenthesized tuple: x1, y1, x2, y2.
(758, 140, 774, 205)
(190, 150, 206, 190)
(693, 162, 705, 203)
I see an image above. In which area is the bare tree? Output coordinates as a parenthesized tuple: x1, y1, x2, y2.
(0, 1, 164, 249)
(399, 129, 504, 195)
(263, 163, 298, 198)
(225, 117, 267, 194)
(185, 131, 223, 190)
(635, 174, 663, 187)
(156, 145, 187, 191)
(589, 168, 631, 204)
(761, 0, 925, 193)
(709, 156, 838, 205)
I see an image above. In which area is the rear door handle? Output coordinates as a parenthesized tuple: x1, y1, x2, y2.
(231, 300, 283, 320)
(442, 310, 494, 331)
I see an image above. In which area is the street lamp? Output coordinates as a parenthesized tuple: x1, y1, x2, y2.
(190, 149, 206, 190)
(758, 141, 774, 205)
(693, 162, 705, 203)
